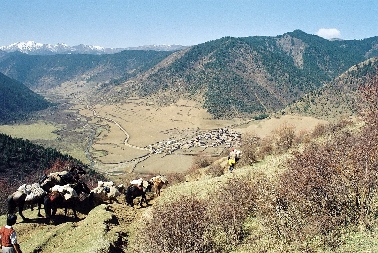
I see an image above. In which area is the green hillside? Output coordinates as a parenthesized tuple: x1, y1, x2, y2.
(0, 50, 174, 90)
(0, 72, 50, 123)
(284, 57, 378, 121)
(109, 30, 378, 118)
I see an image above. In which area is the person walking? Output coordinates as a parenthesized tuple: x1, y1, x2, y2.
(228, 148, 237, 172)
(0, 214, 22, 253)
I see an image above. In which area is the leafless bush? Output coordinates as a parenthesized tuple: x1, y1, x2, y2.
(271, 125, 378, 249)
(358, 72, 378, 126)
(272, 123, 296, 154)
(311, 119, 354, 140)
(205, 175, 258, 251)
(193, 152, 215, 169)
(257, 136, 274, 159)
(253, 123, 296, 159)
(311, 123, 329, 138)
(206, 163, 225, 177)
(135, 194, 212, 253)
(239, 132, 261, 165)
(295, 129, 312, 145)
(166, 172, 186, 185)
(187, 152, 216, 178)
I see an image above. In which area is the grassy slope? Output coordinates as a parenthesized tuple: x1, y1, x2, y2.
(125, 120, 378, 252)
(0, 151, 289, 253)
(2, 122, 378, 252)
(283, 58, 378, 122)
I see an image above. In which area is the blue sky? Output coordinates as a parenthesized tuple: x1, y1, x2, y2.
(1, 0, 377, 48)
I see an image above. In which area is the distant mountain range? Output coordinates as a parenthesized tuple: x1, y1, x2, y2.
(0, 41, 188, 55)
(1, 30, 378, 121)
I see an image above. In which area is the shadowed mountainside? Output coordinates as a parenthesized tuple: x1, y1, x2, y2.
(0, 72, 51, 123)
(0, 50, 174, 91)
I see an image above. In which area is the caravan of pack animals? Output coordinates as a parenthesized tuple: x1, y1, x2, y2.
(6, 163, 169, 223)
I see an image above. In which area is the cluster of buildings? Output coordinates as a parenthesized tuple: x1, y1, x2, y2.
(148, 128, 241, 155)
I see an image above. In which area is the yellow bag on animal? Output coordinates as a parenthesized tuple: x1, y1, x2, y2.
(228, 159, 235, 165)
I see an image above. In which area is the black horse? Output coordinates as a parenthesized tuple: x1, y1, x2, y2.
(39, 166, 86, 191)
(44, 181, 91, 221)
(124, 181, 152, 207)
(7, 184, 47, 220)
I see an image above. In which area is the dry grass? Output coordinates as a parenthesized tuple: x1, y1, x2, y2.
(0, 122, 59, 140)
(1, 204, 115, 253)
(79, 100, 328, 177)
(0, 96, 327, 178)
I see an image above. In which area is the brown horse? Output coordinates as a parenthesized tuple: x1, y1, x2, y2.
(149, 175, 169, 196)
(124, 181, 152, 207)
(44, 181, 91, 221)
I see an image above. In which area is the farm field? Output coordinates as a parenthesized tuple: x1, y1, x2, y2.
(0, 95, 328, 179)
(72, 97, 329, 179)
(0, 122, 59, 140)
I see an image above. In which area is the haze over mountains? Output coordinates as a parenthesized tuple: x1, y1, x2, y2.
(0, 41, 188, 55)
(0, 30, 378, 122)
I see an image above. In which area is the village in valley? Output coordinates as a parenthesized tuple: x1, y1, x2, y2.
(148, 127, 242, 155)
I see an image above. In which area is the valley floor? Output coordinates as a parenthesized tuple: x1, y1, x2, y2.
(0, 95, 328, 181)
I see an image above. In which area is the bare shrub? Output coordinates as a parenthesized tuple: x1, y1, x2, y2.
(205, 175, 258, 251)
(295, 129, 311, 145)
(239, 132, 261, 165)
(257, 136, 274, 159)
(254, 123, 296, 159)
(135, 194, 212, 253)
(272, 123, 296, 154)
(206, 163, 225, 177)
(358, 72, 378, 126)
(311, 123, 329, 138)
(272, 125, 378, 249)
(187, 152, 216, 178)
(193, 152, 215, 169)
(166, 172, 186, 185)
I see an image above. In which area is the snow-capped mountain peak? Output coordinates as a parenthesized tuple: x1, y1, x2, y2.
(0, 41, 122, 55)
(5, 41, 44, 52)
(0, 41, 188, 55)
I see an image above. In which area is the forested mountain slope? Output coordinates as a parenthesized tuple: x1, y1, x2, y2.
(284, 57, 378, 121)
(0, 72, 50, 123)
(1, 30, 378, 119)
(102, 30, 378, 118)
(0, 50, 174, 90)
